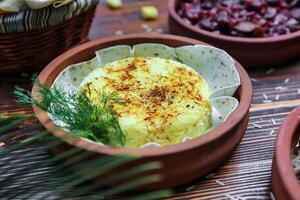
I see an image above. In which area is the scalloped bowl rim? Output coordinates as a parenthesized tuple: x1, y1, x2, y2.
(168, 0, 300, 44)
(33, 33, 252, 157)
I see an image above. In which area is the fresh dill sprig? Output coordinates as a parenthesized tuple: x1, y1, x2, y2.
(14, 81, 125, 147)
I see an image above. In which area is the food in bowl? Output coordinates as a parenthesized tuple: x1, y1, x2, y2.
(176, 0, 300, 37)
(24, 35, 252, 189)
(292, 137, 300, 182)
(272, 107, 300, 200)
(15, 43, 240, 148)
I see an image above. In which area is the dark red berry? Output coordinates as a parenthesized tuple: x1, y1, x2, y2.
(176, 0, 300, 37)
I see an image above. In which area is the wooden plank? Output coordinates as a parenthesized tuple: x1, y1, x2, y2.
(0, 1, 300, 199)
(0, 106, 292, 199)
(169, 106, 293, 200)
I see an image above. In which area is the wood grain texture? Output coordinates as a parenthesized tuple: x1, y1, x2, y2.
(0, 0, 300, 199)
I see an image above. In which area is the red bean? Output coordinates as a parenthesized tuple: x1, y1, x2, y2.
(176, 0, 300, 37)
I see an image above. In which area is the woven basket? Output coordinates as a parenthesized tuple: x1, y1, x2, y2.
(0, 5, 97, 72)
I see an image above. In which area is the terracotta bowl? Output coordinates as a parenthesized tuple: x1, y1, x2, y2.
(33, 33, 252, 189)
(168, 0, 300, 68)
(272, 107, 300, 200)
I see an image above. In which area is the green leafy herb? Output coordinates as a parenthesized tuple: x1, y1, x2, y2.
(14, 81, 126, 147)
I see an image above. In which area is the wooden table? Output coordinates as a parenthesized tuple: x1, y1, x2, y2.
(1, 1, 300, 199)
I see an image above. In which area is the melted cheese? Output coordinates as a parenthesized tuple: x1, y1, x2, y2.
(80, 57, 212, 147)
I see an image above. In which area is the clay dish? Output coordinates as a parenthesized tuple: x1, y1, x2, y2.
(33, 33, 252, 189)
(168, 0, 300, 68)
(272, 107, 300, 200)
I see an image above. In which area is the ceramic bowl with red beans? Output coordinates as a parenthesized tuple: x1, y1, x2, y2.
(168, 0, 300, 68)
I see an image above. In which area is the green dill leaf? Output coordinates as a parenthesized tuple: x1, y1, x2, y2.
(31, 73, 39, 83)
(14, 81, 126, 147)
(14, 86, 34, 106)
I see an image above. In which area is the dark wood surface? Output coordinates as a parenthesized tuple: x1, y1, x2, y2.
(1, 1, 300, 199)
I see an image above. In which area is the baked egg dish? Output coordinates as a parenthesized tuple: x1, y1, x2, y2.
(51, 43, 241, 148)
(79, 57, 212, 148)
